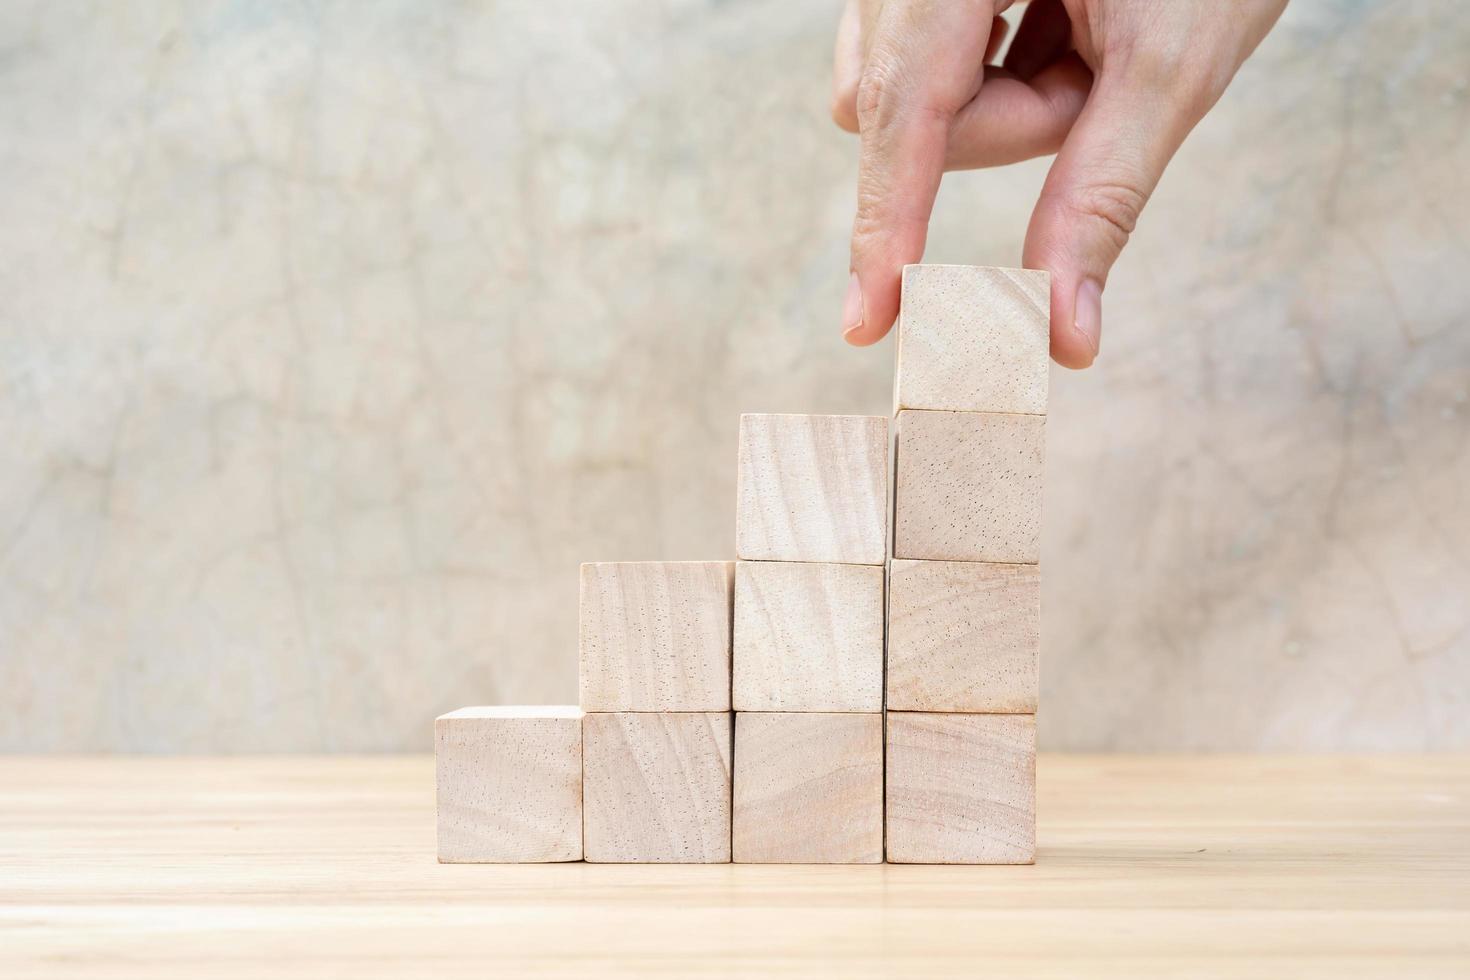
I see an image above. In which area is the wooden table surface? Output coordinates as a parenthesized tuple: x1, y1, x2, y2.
(3, 755, 1467, 978)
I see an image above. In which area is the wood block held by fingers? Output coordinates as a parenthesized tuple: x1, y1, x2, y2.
(887, 558, 1040, 713)
(583, 712, 733, 863)
(579, 561, 734, 712)
(732, 712, 883, 864)
(736, 413, 888, 565)
(893, 409, 1045, 564)
(733, 560, 884, 712)
(896, 264, 1050, 415)
(885, 711, 1036, 864)
(434, 706, 583, 863)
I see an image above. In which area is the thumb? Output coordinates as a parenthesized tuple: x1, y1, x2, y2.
(1022, 72, 1203, 368)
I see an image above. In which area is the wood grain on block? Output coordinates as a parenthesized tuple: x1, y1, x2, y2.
(885, 712, 1036, 864)
(736, 413, 888, 565)
(732, 712, 883, 864)
(887, 559, 1039, 712)
(579, 561, 734, 712)
(894, 409, 1045, 563)
(732, 560, 884, 712)
(434, 706, 583, 863)
(895, 264, 1050, 415)
(583, 712, 733, 863)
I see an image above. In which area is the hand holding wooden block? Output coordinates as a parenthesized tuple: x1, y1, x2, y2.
(733, 712, 883, 864)
(733, 560, 884, 712)
(435, 706, 583, 863)
(885, 712, 1036, 864)
(583, 712, 733, 863)
(894, 409, 1045, 563)
(887, 558, 1039, 713)
(736, 413, 888, 565)
(896, 265, 1050, 416)
(579, 561, 734, 712)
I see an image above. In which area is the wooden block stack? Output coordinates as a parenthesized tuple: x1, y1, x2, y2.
(886, 265, 1046, 864)
(434, 264, 1046, 866)
(731, 414, 887, 863)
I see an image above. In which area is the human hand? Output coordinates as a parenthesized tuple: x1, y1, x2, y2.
(832, 0, 1286, 366)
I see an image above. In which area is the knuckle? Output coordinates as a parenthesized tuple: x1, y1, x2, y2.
(855, 45, 962, 132)
(1153, 62, 1224, 118)
(850, 195, 887, 245)
(1066, 180, 1149, 247)
(856, 56, 947, 130)
(854, 59, 900, 128)
(1113, 38, 1229, 119)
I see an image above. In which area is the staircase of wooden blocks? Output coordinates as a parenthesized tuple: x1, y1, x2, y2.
(434, 264, 1047, 865)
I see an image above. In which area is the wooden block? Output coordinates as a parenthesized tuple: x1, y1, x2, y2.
(894, 409, 1044, 563)
(732, 712, 883, 864)
(885, 712, 1036, 864)
(887, 559, 1039, 713)
(579, 561, 733, 712)
(736, 413, 888, 565)
(895, 264, 1050, 415)
(583, 712, 733, 863)
(732, 560, 884, 712)
(434, 706, 583, 863)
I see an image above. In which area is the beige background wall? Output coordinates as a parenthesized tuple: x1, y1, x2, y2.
(2, 1, 1467, 751)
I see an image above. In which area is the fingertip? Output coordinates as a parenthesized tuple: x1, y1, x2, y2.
(1045, 276, 1102, 369)
(830, 0, 862, 134)
(842, 319, 892, 347)
(840, 270, 896, 347)
(831, 90, 859, 133)
(1050, 331, 1097, 369)
(1073, 277, 1102, 359)
(983, 15, 1010, 64)
(855, 273, 901, 347)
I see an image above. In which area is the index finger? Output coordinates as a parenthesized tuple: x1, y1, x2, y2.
(844, 0, 1001, 346)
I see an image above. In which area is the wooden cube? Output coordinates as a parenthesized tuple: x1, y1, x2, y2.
(579, 561, 734, 712)
(886, 712, 1036, 864)
(895, 264, 1050, 415)
(894, 409, 1045, 564)
(887, 559, 1039, 713)
(736, 413, 888, 566)
(733, 712, 883, 864)
(732, 560, 884, 712)
(434, 706, 583, 863)
(583, 712, 733, 863)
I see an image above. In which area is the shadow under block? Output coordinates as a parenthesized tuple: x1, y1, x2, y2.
(579, 561, 734, 712)
(583, 712, 733, 863)
(732, 712, 883, 864)
(887, 559, 1040, 713)
(885, 712, 1036, 865)
(434, 706, 583, 863)
(893, 409, 1045, 564)
(895, 264, 1050, 416)
(735, 413, 888, 566)
(733, 560, 884, 712)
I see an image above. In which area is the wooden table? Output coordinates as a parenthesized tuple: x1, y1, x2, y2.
(3, 756, 1467, 978)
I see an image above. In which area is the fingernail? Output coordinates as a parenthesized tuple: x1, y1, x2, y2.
(1074, 278, 1102, 358)
(841, 271, 864, 339)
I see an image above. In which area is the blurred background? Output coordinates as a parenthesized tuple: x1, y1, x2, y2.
(2, 1, 1467, 753)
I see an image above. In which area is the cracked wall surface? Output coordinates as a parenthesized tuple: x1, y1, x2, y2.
(1, 1, 1467, 750)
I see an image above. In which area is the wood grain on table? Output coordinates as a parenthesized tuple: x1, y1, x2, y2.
(2, 755, 1467, 978)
